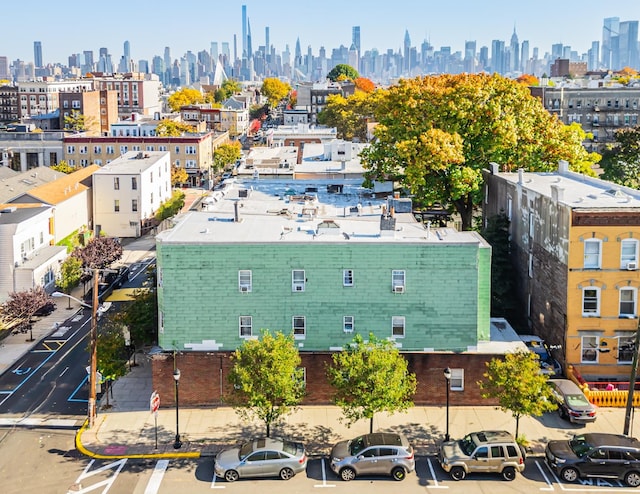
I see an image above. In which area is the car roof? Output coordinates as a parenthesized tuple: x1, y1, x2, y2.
(550, 378, 584, 394)
(470, 430, 516, 443)
(361, 433, 408, 447)
(251, 437, 288, 451)
(578, 433, 640, 449)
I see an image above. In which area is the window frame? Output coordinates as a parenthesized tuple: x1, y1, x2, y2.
(582, 287, 600, 317)
(583, 239, 602, 269)
(343, 269, 354, 287)
(392, 270, 406, 292)
(343, 315, 354, 333)
(292, 269, 305, 292)
(131, 199, 138, 212)
(618, 335, 635, 364)
(450, 368, 464, 391)
(392, 315, 405, 338)
(621, 239, 639, 269)
(581, 335, 599, 363)
(620, 287, 637, 317)
(292, 316, 306, 339)
(114, 199, 120, 212)
(239, 315, 252, 338)
(238, 270, 252, 293)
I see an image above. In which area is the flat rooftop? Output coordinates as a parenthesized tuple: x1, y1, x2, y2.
(94, 150, 168, 175)
(158, 178, 488, 246)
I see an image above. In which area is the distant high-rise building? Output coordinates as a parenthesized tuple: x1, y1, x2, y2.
(619, 20, 639, 70)
(478, 46, 489, 71)
(210, 42, 219, 63)
(520, 40, 529, 73)
(551, 43, 563, 61)
(242, 4, 247, 58)
(491, 39, 506, 74)
(510, 27, 519, 73)
(464, 40, 476, 73)
(588, 41, 600, 70)
(0, 56, 9, 79)
(403, 30, 411, 72)
(352, 26, 361, 53)
(265, 27, 270, 61)
(33, 41, 42, 67)
(246, 17, 253, 59)
(602, 17, 620, 69)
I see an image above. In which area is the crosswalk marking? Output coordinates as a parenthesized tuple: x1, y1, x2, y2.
(69, 458, 127, 493)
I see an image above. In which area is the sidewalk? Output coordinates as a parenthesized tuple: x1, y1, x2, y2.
(73, 362, 631, 460)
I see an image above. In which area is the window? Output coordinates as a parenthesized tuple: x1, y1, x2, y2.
(582, 287, 600, 316)
(584, 239, 602, 269)
(175, 146, 180, 154)
(620, 288, 637, 317)
(131, 199, 138, 212)
(113, 177, 120, 190)
(392, 270, 405, 293)
(618, 336, 635, 364)
(392, 316, 405, 337)
(66, 145, 75, 153)
(343, 316, 354, 333)
(238, 270, 252, 292)
(131, 177, 137, 190)
(239, 316, 252, 337)
(106, 146, 114, 154)
(114, 200, 120, 212)
(93, 146, 102, 154)
(621, 239, 638, 269)
(292, 270, 305, 292)
(343, 269, 354, 286)
(120, 145, 128, 154)
(581, 335, 599, 363)
(293, 316, 306, 338)
(450, 368, 464, 391)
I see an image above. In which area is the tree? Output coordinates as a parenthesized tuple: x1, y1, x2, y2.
(354, 77, 375, 93)
(478, 351, 556, 438)
(57, 256, 83, 309)
(327, 333, 417, 434)
(155, 120, 196, 137)
(155, 190, 185, 221)
(516, 74, 539, 86)
(261, 78, 291, 107)
(327, 64, 359, 82)
(360, 74, 600, 230)
(49, 161, 77, 174)
(600, 126, 640, 189)
(1, 287, 50, 341)
(96, 316, 128, 408)
(171, 166, 189, 187)
(317, 91, 380, 142)
(213, 142, 242, 173)
(227, 331, 305, 437)
(214, 79, 242, 103)
(72, 236, 123, 270)
(481, 212, 520, 321)
(167, 88, 204, 112)
(64, 110, 86, 132)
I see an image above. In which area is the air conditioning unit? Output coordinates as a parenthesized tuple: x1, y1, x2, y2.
(627, 261, 638, 271)
(295, 285, 304, 292)
(393, 285, 405, 293)
(240, 286, 250, 293)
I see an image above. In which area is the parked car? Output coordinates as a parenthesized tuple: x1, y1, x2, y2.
(104, 266, 130, 289)
(438, 430, 526, 481)
(520, 334, 562, 375)
(330, 432, 415, 481)
(549, 378, 597, 424)
(546, 433, 640, 487)
(214, 437, 307, 482)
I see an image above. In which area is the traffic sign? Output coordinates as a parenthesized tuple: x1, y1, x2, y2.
(150, 391, 160, 415)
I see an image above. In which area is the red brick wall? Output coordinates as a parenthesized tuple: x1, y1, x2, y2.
(151, 352, 499, 407)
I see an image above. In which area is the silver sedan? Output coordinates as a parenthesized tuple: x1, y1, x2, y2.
(214, 437, 308, 482)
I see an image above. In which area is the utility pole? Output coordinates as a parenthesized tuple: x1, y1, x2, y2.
(88, 268, 99, 428)
(624, 318, 640, 436)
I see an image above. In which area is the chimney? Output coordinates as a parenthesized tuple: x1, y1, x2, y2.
(550, 184, 565, 202)
(489, 162, 499, 174)
(518, 168, 524, 184)
(558, 160, 569, 174)
(234, 201, 239, 222)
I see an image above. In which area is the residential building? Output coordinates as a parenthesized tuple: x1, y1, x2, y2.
(89, 72, 162, 118)
(91, 151, 171, 238)
(16, 80, 94, 121)
(483, 160, 640, 382)
(294, 81, 356, 124)
(151, 179, 514, 406)
(0, 131, 65, 170)
(180, 104, 249, 136)
(0, 85, 19, 124)
(59, 88, 118, 136)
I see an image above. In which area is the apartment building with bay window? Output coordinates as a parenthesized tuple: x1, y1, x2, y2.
(483, 160, 640, 382)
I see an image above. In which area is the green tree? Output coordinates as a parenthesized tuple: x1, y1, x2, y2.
(327, 333, 417, 434)
(167, 88, 204, 112)
(155, 120, 197, 137)
(49, 161, 77, 174)
(155, 190, 185, 221)
(64, 110, 86, 131)
(57, 256, 83, 309)
(481, 212, 519, 321)
(96, 316, 128, 408)
(600, 126, 640, 189)
(261, 78, 291, 107)
(214, 79, 242, 103)
(213, 142, 242, 173)
(478, 351, 556, 439)
(227, 331, 305, 437)
(327, 64, 359, 82)
(317, 91, 380, 142)
(171, 166, 189, 187)
(361, 74, 600, 230)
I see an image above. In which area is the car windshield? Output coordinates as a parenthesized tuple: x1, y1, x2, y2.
(569, 435, 592, 457)
(459, 435, 477, 456)
(566, 394, 590, 407)
(349, 436, 366, 455)
(239, 441, 254, 460)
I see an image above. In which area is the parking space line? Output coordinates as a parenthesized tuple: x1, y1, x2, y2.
(314, 458, 335, 488)
(535, 460, 555, 491)
(210, 472, 225, 489)
(426, 458, 449, 489)
(539, 459, 637, 492)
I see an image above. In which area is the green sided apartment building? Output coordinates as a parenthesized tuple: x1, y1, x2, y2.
(154, 180, 497, 406)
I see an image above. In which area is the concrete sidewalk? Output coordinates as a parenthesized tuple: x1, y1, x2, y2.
(74, 363, 631, 460)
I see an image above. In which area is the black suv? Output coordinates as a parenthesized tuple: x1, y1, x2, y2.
(546, 433, 640, 487)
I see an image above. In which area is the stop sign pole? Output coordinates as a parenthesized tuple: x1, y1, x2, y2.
(150, 391, 160, 449)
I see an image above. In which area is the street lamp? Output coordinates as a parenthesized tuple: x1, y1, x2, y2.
(173, 368, 182, 449)
(444, 367, 452, 442)
(52, 266, 100, 429)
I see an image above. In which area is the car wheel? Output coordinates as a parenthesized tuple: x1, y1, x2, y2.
(561, 467, 579, 483)
(279, 467, 295, 480)
(625, 471, 640, 487)
(450, 466, 466, 481)
(340, 467, 356, 481)
(502, 466, 516, 481)
(224, 470, 239, 482)
(391, 467, 406, 481)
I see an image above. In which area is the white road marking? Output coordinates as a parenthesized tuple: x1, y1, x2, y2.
(144, 459, 169, 494)
(426, 458, 449, 489)
(314, 458, 335, 488)
(210, 471, 225, 489)
(535, 460, 555, 491)
(60, 366, 69, 377)
(70, 458, 127, 493)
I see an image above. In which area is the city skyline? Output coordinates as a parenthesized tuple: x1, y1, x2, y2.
(4, 0, 640, 67)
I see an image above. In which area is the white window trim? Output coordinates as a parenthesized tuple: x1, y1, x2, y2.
(239, 315, 252, 338)
(450, 368, 464, 391)
(343, 269, 354, 287)
(343, 316, 354, 333)
(292, 270, 305, 292)
(618, 336, 635, 364)
(582, 287, 600, 317)
(293, 316, 306, 339)
(621, 239, 639, 270)
(583, 238, 602, 269)
(238, 270, 252, 293)
(392, 316, 405, 338)
(392, 270, 405, 292)
(581, 335, 599, 364)
(619, 287, 637, 318)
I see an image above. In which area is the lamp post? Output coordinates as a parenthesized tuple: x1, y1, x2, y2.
(173, 368, 182, 449)
(624, 321, 640, 436)
(444, 367, 451, 442)
(52, 266, 99, 429)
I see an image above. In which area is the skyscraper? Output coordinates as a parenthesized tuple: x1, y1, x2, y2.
(491, 40, 505, 74)
(520, 40, 529, 73)
(464, 40, 476, 73)
(242, 4, 247, 58)
(33, 41, 42, 67)
(265, 27, 270, 61)
(509, 27, 519, 73)
(403, 30, 411, 72)
(352, 26, 361, 53)
(602, 17, 620, 69)
(619, 20, 639, 70)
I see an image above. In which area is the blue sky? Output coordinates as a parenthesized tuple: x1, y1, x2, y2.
(4, 1, 639, 65)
